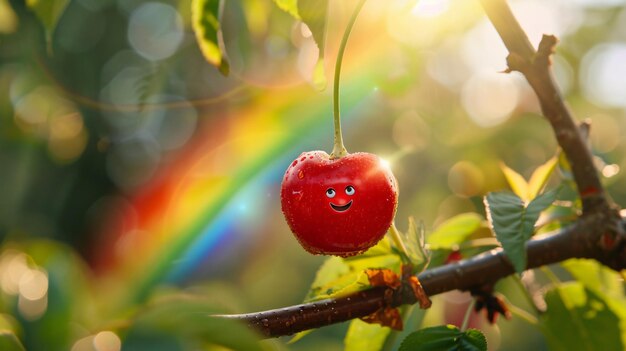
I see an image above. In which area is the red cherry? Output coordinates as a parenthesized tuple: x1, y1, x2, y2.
(281, 151, 398, 257)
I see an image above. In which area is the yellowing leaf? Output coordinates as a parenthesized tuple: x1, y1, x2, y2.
(427, 213, 484, 249)
(527, 156, 558, 200)
(499, 162, 529, 200)
(192, 0, 229, 75)
(500, 157, 559, 201)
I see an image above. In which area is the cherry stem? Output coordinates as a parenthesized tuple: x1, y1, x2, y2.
(460, 299, 476, 332)
(506, 302, 539, 327)
(330, 0, 367, 159)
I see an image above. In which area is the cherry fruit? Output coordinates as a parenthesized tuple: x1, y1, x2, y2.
(281, 151, 398, 257)
(281, 0, 398, 256)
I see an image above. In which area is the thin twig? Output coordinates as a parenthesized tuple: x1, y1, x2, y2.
(478, 0, 625, 267)
(478, 0, 612, 216)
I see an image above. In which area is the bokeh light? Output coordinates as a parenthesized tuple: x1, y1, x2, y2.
(0, 250, 49, 321)
(447, 161, 485, 197)
(93, 331, 122, 351)
(0, 251, 29, 295)
(461, 71, 520, 127)
(581, 43, 626, 108)
(127, 2, 184, 61)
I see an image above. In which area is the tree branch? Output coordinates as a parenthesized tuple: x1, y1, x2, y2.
(478, 0, 624, 265)
(219, 214, 625, 338)
(216, 0, 626, 339)
(479, 0, 612, 216)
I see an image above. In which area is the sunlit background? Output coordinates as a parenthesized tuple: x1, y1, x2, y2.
(1, 0, 626, 350)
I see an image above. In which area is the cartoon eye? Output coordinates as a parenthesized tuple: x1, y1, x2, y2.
(345, 185, 355, 195)
(326, 188, 336, 198)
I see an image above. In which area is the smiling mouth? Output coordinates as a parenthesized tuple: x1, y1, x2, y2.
(330, 200, 353, 212)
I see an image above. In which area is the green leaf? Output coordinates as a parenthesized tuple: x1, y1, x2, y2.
(527, 187, 560, 215)
(130, 295, 263, 351)
(541, 282, 623, 351)
(25, 0, 69, 45)
(305, 268, 369, 301)
(306, 256, 349, 293)
(0, 332, 25, 351)
(353, 235, 393, 258)
(271, 0, 300, 18)
(401, 217, 430, 272)
(298, 0, 328, 89)
(484, 188, 559, 273)
(561, 259, 624, 299)
(344, 254, 403, 274)
(527, 156, 558, 200)
(298, 0, 327, 56)
(345, 319, 391, 351)
(305, 238, 401, 301)
(192, 0, 229, 75)
(500, 162, 529, 200)
(399, 325, 487, 351)
(428, 213, 485, 249)
(268, 0, 327, 89)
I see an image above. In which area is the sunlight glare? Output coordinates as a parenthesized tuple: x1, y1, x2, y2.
(581, 44, 626, 109)
(461, 71, 520, 127)
(411, 0, 449, 18)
